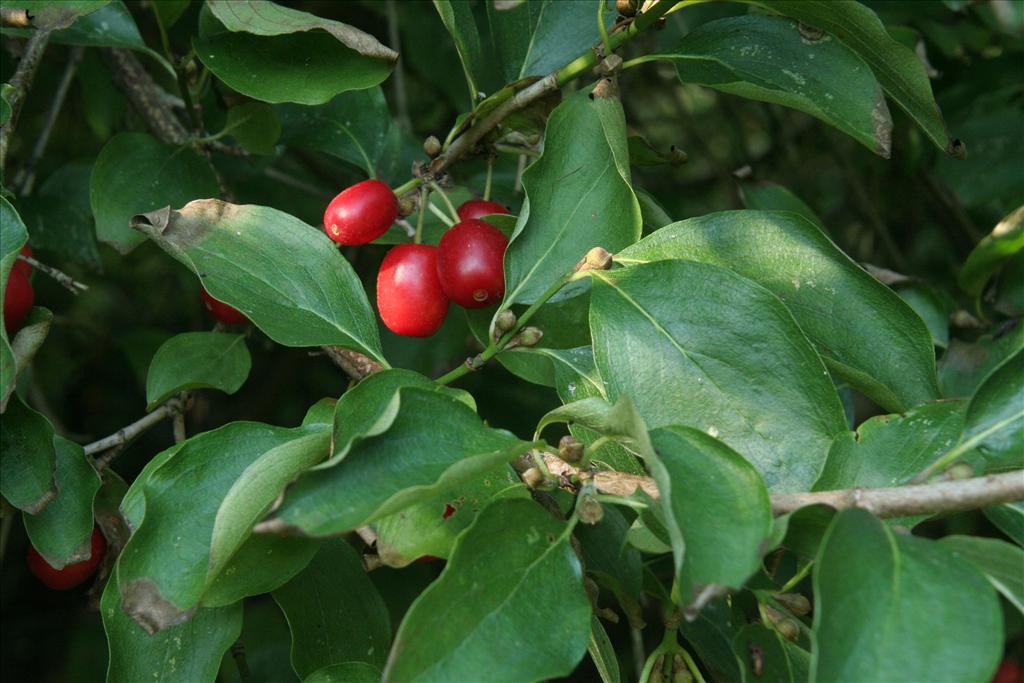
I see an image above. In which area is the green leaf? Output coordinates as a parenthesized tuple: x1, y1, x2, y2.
(273, 387, 533, 536)
(743, 0, 955, 155)
(896, 283, 951, 349)
(985, 502, 1024, 546)
(646, 426, 773, 605)
(203, 534, 320, 608)
(195, 0, 396, 105)
(153, 0, 190, 29)
(939, 322, 1023, 398)
(958, 205, 1024, 297)
(19, 162, 102, 269)
(588, 616, 620, 683)
(433, 0, 486, 104)
(102, 572, 242, 683)
(383, 499, 591, 682)
(273, 540, 391, 677)
(655, 15, 891, 156)
(304, 662, 382, 683)
(814, 400, 967, 500)
(23, 437, 100, 568)
(501, 87, 641, 310)
(939, 535, 1024, 615)
(3, 306, 52, 412)
(590, 260, 847, 491)
(225, 101, 281, 155)
(627, 134, 687, 167)
(0, 197, 28, 410)
(678, 599, 744, 683)
(90, 133, 220, 254)
(374, 467, 528, 567)
(811, 509, 1002, 682)
(739, 180, 827, 232)
(948, 347, 1024, 471)
(145, 332, 251, 409)
(733, 624, 810, 683)
(15, 1, 110, 30)
(576, 505, 643, 600)
(116, 423, 330, 631)
(219, 600, 297, 683)
(0, 393, 57, 513)
(637, 188, 672, 233)
(131, 199, 385, 363)
(617, 210, 940, 412)
(935, 105, 1023, 208)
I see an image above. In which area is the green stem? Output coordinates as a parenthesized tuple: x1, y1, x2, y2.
(778, 561, 813, 593)
(435, 274, 572, 385)
(581, 434, 616, 467)
(484, 155, 494, 201)
(393, 176, 423, 197)
(594, 494, 649, 511)
(414, 186, 428, 244)
(494, 143, 540, 157)
(679, 649, 708, 683)
(427, 201, 455, 227)
(620, 55, 668, 71)
(638, 628, 684, 682)
(429, 181, 460, 223)
(597, 0, 612, 57)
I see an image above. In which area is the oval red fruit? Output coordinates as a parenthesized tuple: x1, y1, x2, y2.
(201, 287, 249, 325)
(437, 219, 508, 309)
(4, 267, 34, 334)
(16, 245, 33, 276)
(324, 179, 399, 245)
(28, 528, 107, 590)
(377, 244, 448, 337)
(457, 199, 509, 222)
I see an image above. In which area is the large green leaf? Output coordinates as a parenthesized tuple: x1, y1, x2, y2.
(647, 426, 773, 605)
(374, 467, 528, 567)
(116, 423, 330, 631)
(739, 180, 827, 232)
(131, 199, 385, 362)
(273, 540, 391, 677)
(14, 1, 110, 29)
(678, 599, 743, 683)
(501, 87, 641, 312)
(383, 499, 591, 682)
(0, 394, 57, 513)
(958, 205, 1024, 297)
(575, 505, 643, 600)
(195, 0, 395, 105)
(90, 133, 220, 254)
(0, 198, 28, 410)
(145, 332, 251, 409)
(589, 260, 847, 491)
(743, 0, 955, 155)
(811, 509, 1002, 682)
(273, 387, 534, 536)
(939, 322, 1024, 398)
(23, 437, 100, 568)
(654, 15, 891, 156)
(102, 573, 242, 683)
(939, 535, 1024, 615)
(203, 534, 320, 608)
(617, 210, 939, 412)
(985, 502, 1024, 546)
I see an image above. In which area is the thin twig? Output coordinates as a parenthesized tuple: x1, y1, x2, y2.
(385, 0, 411, 133)
(84, 398, 183, 459)
(100, 48, 188, 144)
(230, 640, 253, 683)
(18, 255, 88, 294)
(542, 454, 1024, 519)
(0, 27, 52, 172)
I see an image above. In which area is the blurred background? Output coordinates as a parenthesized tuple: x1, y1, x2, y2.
(1, 1, 1021, 680)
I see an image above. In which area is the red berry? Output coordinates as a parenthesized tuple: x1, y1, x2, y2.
(324, 179, 398, 245)
(16, 245, 33, 276)
(28, 528, 107, 590)
(436, 219, 508, 309)
(201, 287, 248, 325)
(377, 244, 448, 337)
(416, 555, 444, 563)
(4, 267, 34, 335)
(457, 199, 509, 222)
(994, 659, 1023, 683)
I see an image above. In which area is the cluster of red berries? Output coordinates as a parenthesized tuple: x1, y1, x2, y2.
(4, 245, 35, 336)
(323, 179, 510, 337)
(27, 527, 107, 590)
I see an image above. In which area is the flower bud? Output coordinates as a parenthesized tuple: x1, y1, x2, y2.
(578, 495, 604, 525)
(945, 462, 974, 480)
(773, 592, 811, 616)
(574, 246, 613, 272)
(494, 309, 517, 338)
(423, 135, 442, 157)
(559, 435, 584, 463)
(514, 326, 543, 348)
(765, 605, 800, 641)
(616, 0, 638, 16)
(521, 467, 546, 489)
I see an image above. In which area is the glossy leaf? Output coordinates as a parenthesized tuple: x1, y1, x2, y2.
(23, 437, 100, 568)
(657, 15, 891, 156)
(588, 616, 620, 683)
(647, 426, 773, 605)
(679, 599, 744, 683)
(131, 199, 385, 362)
(744, 0, 954, 155)
(116, 423, 330, 631)
(811, 509, 1002, 682)
(950, 347, 1024, 470)
(739, 180, 827, 231)
(225, 101, 281, 155)
(985, 502, 1024, 546)
(374, 467, 527, 567)
(203, 534, 320, 608)
(273, 540, 391, 677)
(15, 1, 110, 30)
(590, 259, 847, 491)
(145, 332, 251, 409)
(383, 499, 590, 682)
(575, 505, 643, 600)
(617, 210, 940, 412)
(733, 624, 811, 683)
(501, 87, 641, 311)
(897, 283, 951, 349)
(939, 321, 1023, 398)
(195, 0, 395, 105)
(90, 133, 220, 253)
(102, 573, 242, 683)
(939, 535, 1024, 614)
(0, 393, 57, 513)
(274, 387, 533, 536)
(305, 663, 382, 683)
(958, 205, 1024, 297)
(0, 197, 28, 410)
